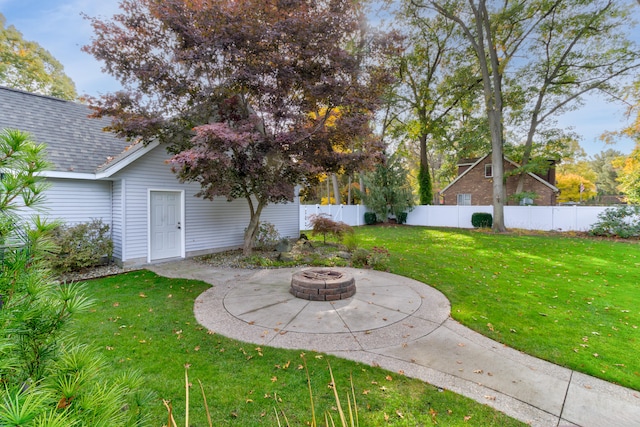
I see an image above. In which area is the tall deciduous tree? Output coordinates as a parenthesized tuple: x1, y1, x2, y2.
(385, 4, 482, 205)
(509, 0, 640, 195)
(412, 0, 639, 230)
(83, 0, 392, 254)
(556, 173, 596, 203)
(0, 14, 76, 100)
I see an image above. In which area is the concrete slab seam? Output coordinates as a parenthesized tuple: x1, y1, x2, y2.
(557, 371, 574, 427)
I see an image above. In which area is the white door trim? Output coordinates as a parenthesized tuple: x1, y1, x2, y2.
(147, 189, 186, 263)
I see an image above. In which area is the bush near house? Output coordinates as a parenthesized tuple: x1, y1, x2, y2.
(253, 221, 282, 250)
(49, 219, 114, 273)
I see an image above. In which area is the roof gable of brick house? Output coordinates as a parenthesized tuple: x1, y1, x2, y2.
(440, 154, 559, 206)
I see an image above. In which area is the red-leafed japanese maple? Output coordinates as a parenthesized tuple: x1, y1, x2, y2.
(83, 0, 393, 254)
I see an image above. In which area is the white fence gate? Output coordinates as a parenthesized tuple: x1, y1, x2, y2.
(300, 204, 611, 232)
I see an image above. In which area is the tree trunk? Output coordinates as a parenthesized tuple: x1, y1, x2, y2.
(489, 116, 506, 231)
(331, 173, 342, 205)
(516, 100, 543, 194)
(347, 175, 352, 205)
(475, 0, 507, 232)
(242, 198, 266, 256)
(326, 178, 330, 204)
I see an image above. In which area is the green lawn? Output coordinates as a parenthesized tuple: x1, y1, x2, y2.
(70, 270, 523, 426)
(69, 226, 639, 425)
(354, 226, 640, 390)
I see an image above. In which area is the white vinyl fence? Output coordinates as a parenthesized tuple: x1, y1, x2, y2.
(300, 204, 611, 232)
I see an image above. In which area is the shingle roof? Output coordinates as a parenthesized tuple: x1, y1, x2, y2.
(0, 86, 137, 174)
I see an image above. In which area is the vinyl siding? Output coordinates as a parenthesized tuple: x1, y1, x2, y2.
(37, 178, 112, 226)
(111, 144, 299, 265)
(111, 179, 124, 262)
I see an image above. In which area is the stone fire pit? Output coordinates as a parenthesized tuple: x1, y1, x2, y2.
(290, 268, 355, 301)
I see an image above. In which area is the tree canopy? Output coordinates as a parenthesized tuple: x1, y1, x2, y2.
(407, 0, 640, 227)
(84, 0, 394, 254)
(613, 146, 640, 204)
(0, 14, 76, 100)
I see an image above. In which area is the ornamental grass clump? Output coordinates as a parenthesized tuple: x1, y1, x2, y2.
(168, 356, 359, 427)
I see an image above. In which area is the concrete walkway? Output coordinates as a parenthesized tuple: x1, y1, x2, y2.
(147, 260, 640, 427)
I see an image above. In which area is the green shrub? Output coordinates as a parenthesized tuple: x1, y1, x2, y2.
(342, 233, 358, 252)
(471, 212, 493, 228)
(396, 212, 408, 224)
(253, 221, 282, 249)
(308, 214, 353, 243)
(350, 248, 370, 268)
(364, 212, 377, 225)
(49, 219, 113, 273)
(589, 205, 640, 238)
(367, 246, 390, 271)
(349, 246, 390, 271)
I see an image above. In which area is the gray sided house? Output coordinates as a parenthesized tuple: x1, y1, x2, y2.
(0, 86, 300, 266)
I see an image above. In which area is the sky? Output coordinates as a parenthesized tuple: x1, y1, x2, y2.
(1, 0, 638, 157)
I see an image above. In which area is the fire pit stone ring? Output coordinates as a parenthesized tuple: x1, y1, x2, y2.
(290, 268, 355, 301)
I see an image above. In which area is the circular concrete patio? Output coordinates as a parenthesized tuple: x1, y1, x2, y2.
(196, 266, 451, 352)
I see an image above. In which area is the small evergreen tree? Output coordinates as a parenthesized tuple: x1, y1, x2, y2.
(418, 166, 433, 205)
(0, 129, 151, 426)
(358, 154, 415, 222)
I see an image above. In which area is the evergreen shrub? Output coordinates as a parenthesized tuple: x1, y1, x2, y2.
(396, 212, 408, 224)
(471, 212, 493, 228)
(364, 212, 377, 225)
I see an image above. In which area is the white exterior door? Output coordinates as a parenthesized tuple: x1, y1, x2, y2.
(149, 191, 183, 261)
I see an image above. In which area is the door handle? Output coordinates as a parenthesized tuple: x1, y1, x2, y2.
(177, 222, 181, 230)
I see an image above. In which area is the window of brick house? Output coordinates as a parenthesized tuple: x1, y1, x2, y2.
(484, 164, 493, 178)
(457, 193, 471, 205)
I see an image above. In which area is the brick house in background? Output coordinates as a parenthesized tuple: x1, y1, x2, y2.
(439, 154, 559, 206)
